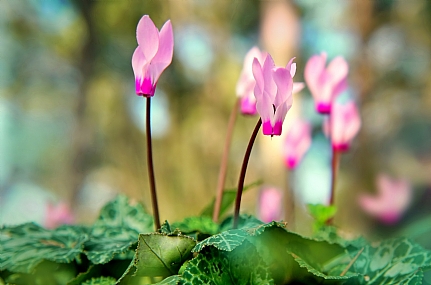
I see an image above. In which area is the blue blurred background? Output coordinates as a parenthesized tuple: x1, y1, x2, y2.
(1, 0, 431, 250)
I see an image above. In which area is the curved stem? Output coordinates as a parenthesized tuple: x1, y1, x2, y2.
(146, 97, 161, 230)
(213, 98, 240, 222)
(233, 118, 262, 229)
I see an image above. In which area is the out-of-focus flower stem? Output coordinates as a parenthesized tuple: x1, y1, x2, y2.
(213, 99, 240, 223)
(145, 97, 161, 230)
(233, 118, 262, 229)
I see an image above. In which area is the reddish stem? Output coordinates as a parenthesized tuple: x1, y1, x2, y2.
(145, 97, 161, 230)
(213, 99, 240, 222)
(233, 118, 262, 229)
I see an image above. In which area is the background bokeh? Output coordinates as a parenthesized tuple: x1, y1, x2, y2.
(1, 0, 431, 248)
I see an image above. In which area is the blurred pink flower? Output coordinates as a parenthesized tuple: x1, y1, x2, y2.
(45, 202, 75, 229)
(359, 174, 412, 224)
(323, 101, 361, 152)
(258, 187, 283, 223)
(304, 53, 348, 114)
(236, 47, 267, 115)
(252, 54, 294, 136)
(283, 120, 312, 170)
(237, 47, 304, 116)
(132, 15, 174, 97)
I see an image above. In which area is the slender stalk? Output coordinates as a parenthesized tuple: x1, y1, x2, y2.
(213, 98, 240, 222)
(284, 171, 295, 230)
(233, 118, 262, 229)
(329, 147, 340, 206)
(145, 97, 161, 230)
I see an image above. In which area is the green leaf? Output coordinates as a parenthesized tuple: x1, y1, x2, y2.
(115, 256, 137, 285)
(82, 277, 116, 285)
(180, 241, 274, 285)
(2, 260, 77, 285)
(200, 180, 262, 219)
(134, 233, 196, 277)
(347, 238, 431, 284)
(193, 221, 280, 253)
(67, 265, 101, 285)
(84, 195, 154, 264)
(308, 204, 337, 232)
(0, 223, 88, 273)
(153, 275, 181, 285)
(291, 254, 362, 284)
(171, 216, 218, 236)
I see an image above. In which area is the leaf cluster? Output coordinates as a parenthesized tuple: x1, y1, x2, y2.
(1, 195, 431, 285)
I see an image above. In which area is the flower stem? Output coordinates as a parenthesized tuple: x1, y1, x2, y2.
(145, 97, 161, 230)
(284, 171, 295, 230)
(329, 148, 340, 206)
(213, 98, 240, 223)
(233, 118, 262, 229)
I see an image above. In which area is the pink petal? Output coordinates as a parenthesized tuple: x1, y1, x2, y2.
(326, 56, 349, 94)
(286, 57, 296, 77)
(272, 67, 293, 108)
(262, 54, 277, 102)
(284, 120, 312, 169)
(292, 82, 305, 94)
(256, 97, 273, 128)
(240, 92, 257, 115)
(341, 102, 361, 143)
(271, 101, 289, 136)
(252, 57, 265, 101)
(136, 15, 160, 61)
(258, 187, 283, 223)
(150, 20, 174, 83)
(304, 53, 327, 99)
(236, 47, 266, 98)
(132, 46, 146, 95)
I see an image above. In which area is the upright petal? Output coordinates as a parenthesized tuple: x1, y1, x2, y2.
(236, 47, 266, 98)
(132, 46, 146, 95)
(272, 67, 293, 108)
(149, 20, 174, 86)
(271, 100, 289, 136)
(262, 54, 277, 101)
(252, 57, 265, 101)
(341, 102, 361, 144)
(326, 56, 348, 87)
(286, 57, 296, 77)
(304, 53, 326, 97)
(136, 15, 160, 61)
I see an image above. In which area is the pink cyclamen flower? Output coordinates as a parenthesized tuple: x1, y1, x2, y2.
(283, 120, 312, 170)
(45, 202, 75, 229)
(359, 174, 412, 224)
(132, 15, 174, 97)
(237, 47, 304, 116)
(304, 52, 348, 114)
(323, 101, 361, 152)
(258, 187, 283, 223)
(252, 54, 294, 136)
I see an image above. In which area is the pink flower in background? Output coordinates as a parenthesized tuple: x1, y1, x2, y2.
(304, 53, 348, 114)
(252, 54, 294, 136)
(236, 47, 267, 115)
(283, 120, 312, 170)
(359, 174, 412, 224)
(323, 101, 361, 152)
(237, 47, 304, 116)
(258, 187, 283, 223)
(45, 202, 75, 229)
(132, 15, 174, 97)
